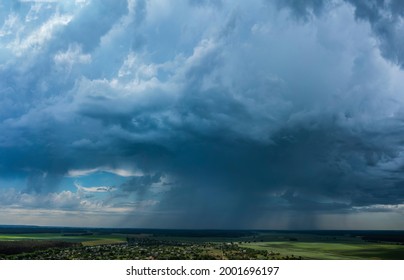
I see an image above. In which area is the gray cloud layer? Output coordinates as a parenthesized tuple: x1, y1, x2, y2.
(1, 0, 404, 228)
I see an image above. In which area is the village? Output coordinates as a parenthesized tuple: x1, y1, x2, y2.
(2, 238, 301, 260)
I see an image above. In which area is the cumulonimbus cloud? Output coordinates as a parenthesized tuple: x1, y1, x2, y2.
(1, 0, 404, 229)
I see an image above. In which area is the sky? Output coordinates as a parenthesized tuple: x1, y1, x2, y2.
(1, 0, 404, 229)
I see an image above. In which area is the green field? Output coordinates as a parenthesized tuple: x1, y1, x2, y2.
(1, 228, 404, 260)
(232, 231, 404, 260)
(240, 241, 404, 260)
(0, 233, 127, 245)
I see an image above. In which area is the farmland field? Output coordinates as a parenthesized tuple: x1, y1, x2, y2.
(0, 226, 403, 260)
(240, 241, 404, 260)
(0, 233, 127, 244)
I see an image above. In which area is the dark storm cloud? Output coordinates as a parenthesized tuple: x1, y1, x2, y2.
(146, 121, 404, 227)
(346, 0, 404, 67)
(189, 0, 222, 8)
(59, 0, 128, 52)
(278, 0, 404, 67)
(1, 0, 404, 228)
(274, 0, 326, 19)
(120, 173, 162, 195)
